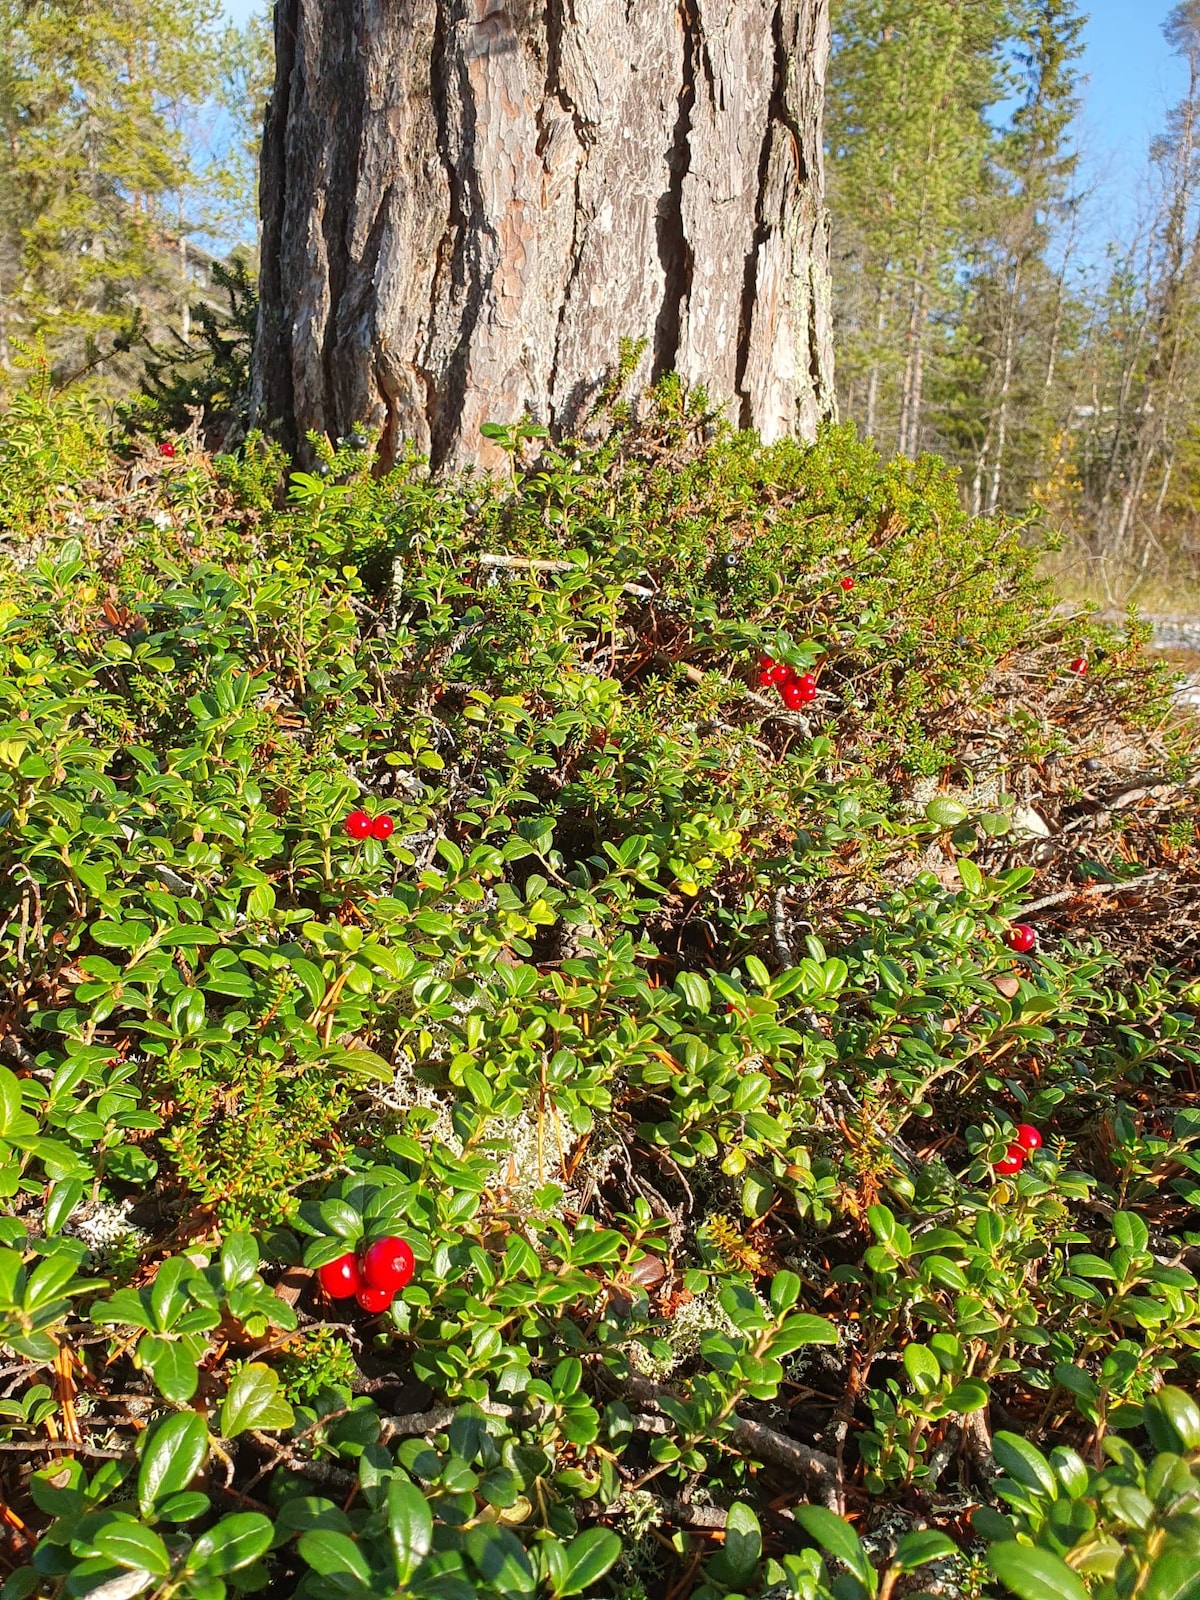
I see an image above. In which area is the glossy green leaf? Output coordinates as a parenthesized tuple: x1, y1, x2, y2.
(138, 1412, 208, 1514)
(987, 1542, 1090, 1600)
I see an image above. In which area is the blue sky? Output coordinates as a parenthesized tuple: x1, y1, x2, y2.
(1077, 0, 1183, 235)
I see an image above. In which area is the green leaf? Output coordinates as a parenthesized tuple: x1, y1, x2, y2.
(318, 1198, 364, 1240)
(769, 1313, 839, 1355)
(705, 1503, 760, 1588)
(44, 1179, 84, 1236)
(945, 1379, 990, 1414)
(386, 1478, 433, 1584)
(769, 1271, 802, 1315)
(903, 1343, 941, 1395)
(220, 1232, 260, 1290)
(189, 1513, 274, 1575)
(892, 1530, 958, 1572)
(675, 971, 711, 1013)
(93, 1522, 171, 1577)
(926, 798, 970, 826)
(298, 1529, 374, 1585)
(0, 1067, 22, 1136)
(466, 1525, 537, 1594)
(793, 1505, 873, 1591)
(993, 1431, 1058, 1498)
(138, 1412, 208, 1513)
(1139, 1544, 1200, 1600)
(220, 1362, 295, 1438)
(1113, 1211, 1149, 1253)
(1144, 1386, 1200, 1453)
(552, 1527, 622, 1597)
(140, 1336, 199, 1404)
(957, 857, 984, 895)
(987, 1542, 1090, 1600)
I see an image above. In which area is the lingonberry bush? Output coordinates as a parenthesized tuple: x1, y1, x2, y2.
(1, 377, 1199, 1600)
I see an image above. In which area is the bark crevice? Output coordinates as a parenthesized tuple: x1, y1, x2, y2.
(733, 3, 783, 427)
(425, 0, 501, 468)
(319, 9, 366, 437)
(652, 0, 699, 382)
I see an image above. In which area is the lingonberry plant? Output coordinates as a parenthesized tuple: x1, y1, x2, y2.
(0, 375, 1197, 1600)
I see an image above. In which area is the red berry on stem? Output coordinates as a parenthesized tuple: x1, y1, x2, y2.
(360, 1236, 415, 1293)
(371, 815, 395, 840)
(771, 663, 791, 684)
(160, 441, 176, 457)
(758, 655, 775, 672)
(758, 671, 775, 687)
(1005, 924, 1037, 954)
(781, 680, 806, 709)
(994, 1145, 1026, 1176)
(1014, 1123, 1043, 1152)
(345, 810, 372, 840)
(317, 1253, 362, 1299)
(355, 1283, 393, 1313)
(840, 577, 855, 591)
(1069, 657, 1088, 675)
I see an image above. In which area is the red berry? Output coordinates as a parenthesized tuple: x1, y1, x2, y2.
(781, 680, 805, 709)
(345, 810, 372, 839)
(794, 673, 817, 702)
(1005, 924, 1037, 954)
(840, 577, 855, 591)
(317, 1253, 362, 1299)
(371, 815, 395, 840)
(360, 1236, 415, 1293)
(757, 671, 775, 687)
(1069, 657, 1088, 675)
(771, 663, 792, 684)
(160, 441, 176, 457)
(1014, 1123, 1043, 1152)
(994, 1145, 1026, 1176)
(758, 655, 775, 671)
(355, 1283, 393, 1314)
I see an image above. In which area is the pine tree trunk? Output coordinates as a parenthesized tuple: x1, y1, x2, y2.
(251, 0, 836, 471)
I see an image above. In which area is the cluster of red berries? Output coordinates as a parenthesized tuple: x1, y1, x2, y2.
(758, 656, 818, 710)
(1004, 923, 1037, 954)
(346, 810, 394, 840)
(317, 1236, 414, 1313)
(993, 1123, 1043, 1176)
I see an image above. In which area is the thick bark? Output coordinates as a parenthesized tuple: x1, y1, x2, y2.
(252, 0, 835, 471)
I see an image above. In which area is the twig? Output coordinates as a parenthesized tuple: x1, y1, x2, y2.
(1020, 871, 1163, 916)
(769, 886, 798, 968)
(478, 553, 656, 600)
(659, 1500, 728, 1530)
(0, 1441, 125, 1459)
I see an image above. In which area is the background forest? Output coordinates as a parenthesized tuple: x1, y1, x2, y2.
(5, 0, 1200, 602)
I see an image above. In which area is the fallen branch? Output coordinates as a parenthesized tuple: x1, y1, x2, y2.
(613, 1372, 842, 1511)
(379, 1400, 528, 1438)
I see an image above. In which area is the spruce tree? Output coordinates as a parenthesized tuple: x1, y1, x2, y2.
(826, 0, 1010, 456)
(0, 0, 223, 383)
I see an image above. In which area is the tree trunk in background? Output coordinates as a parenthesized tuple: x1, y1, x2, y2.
(251, 0, 836, 472)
